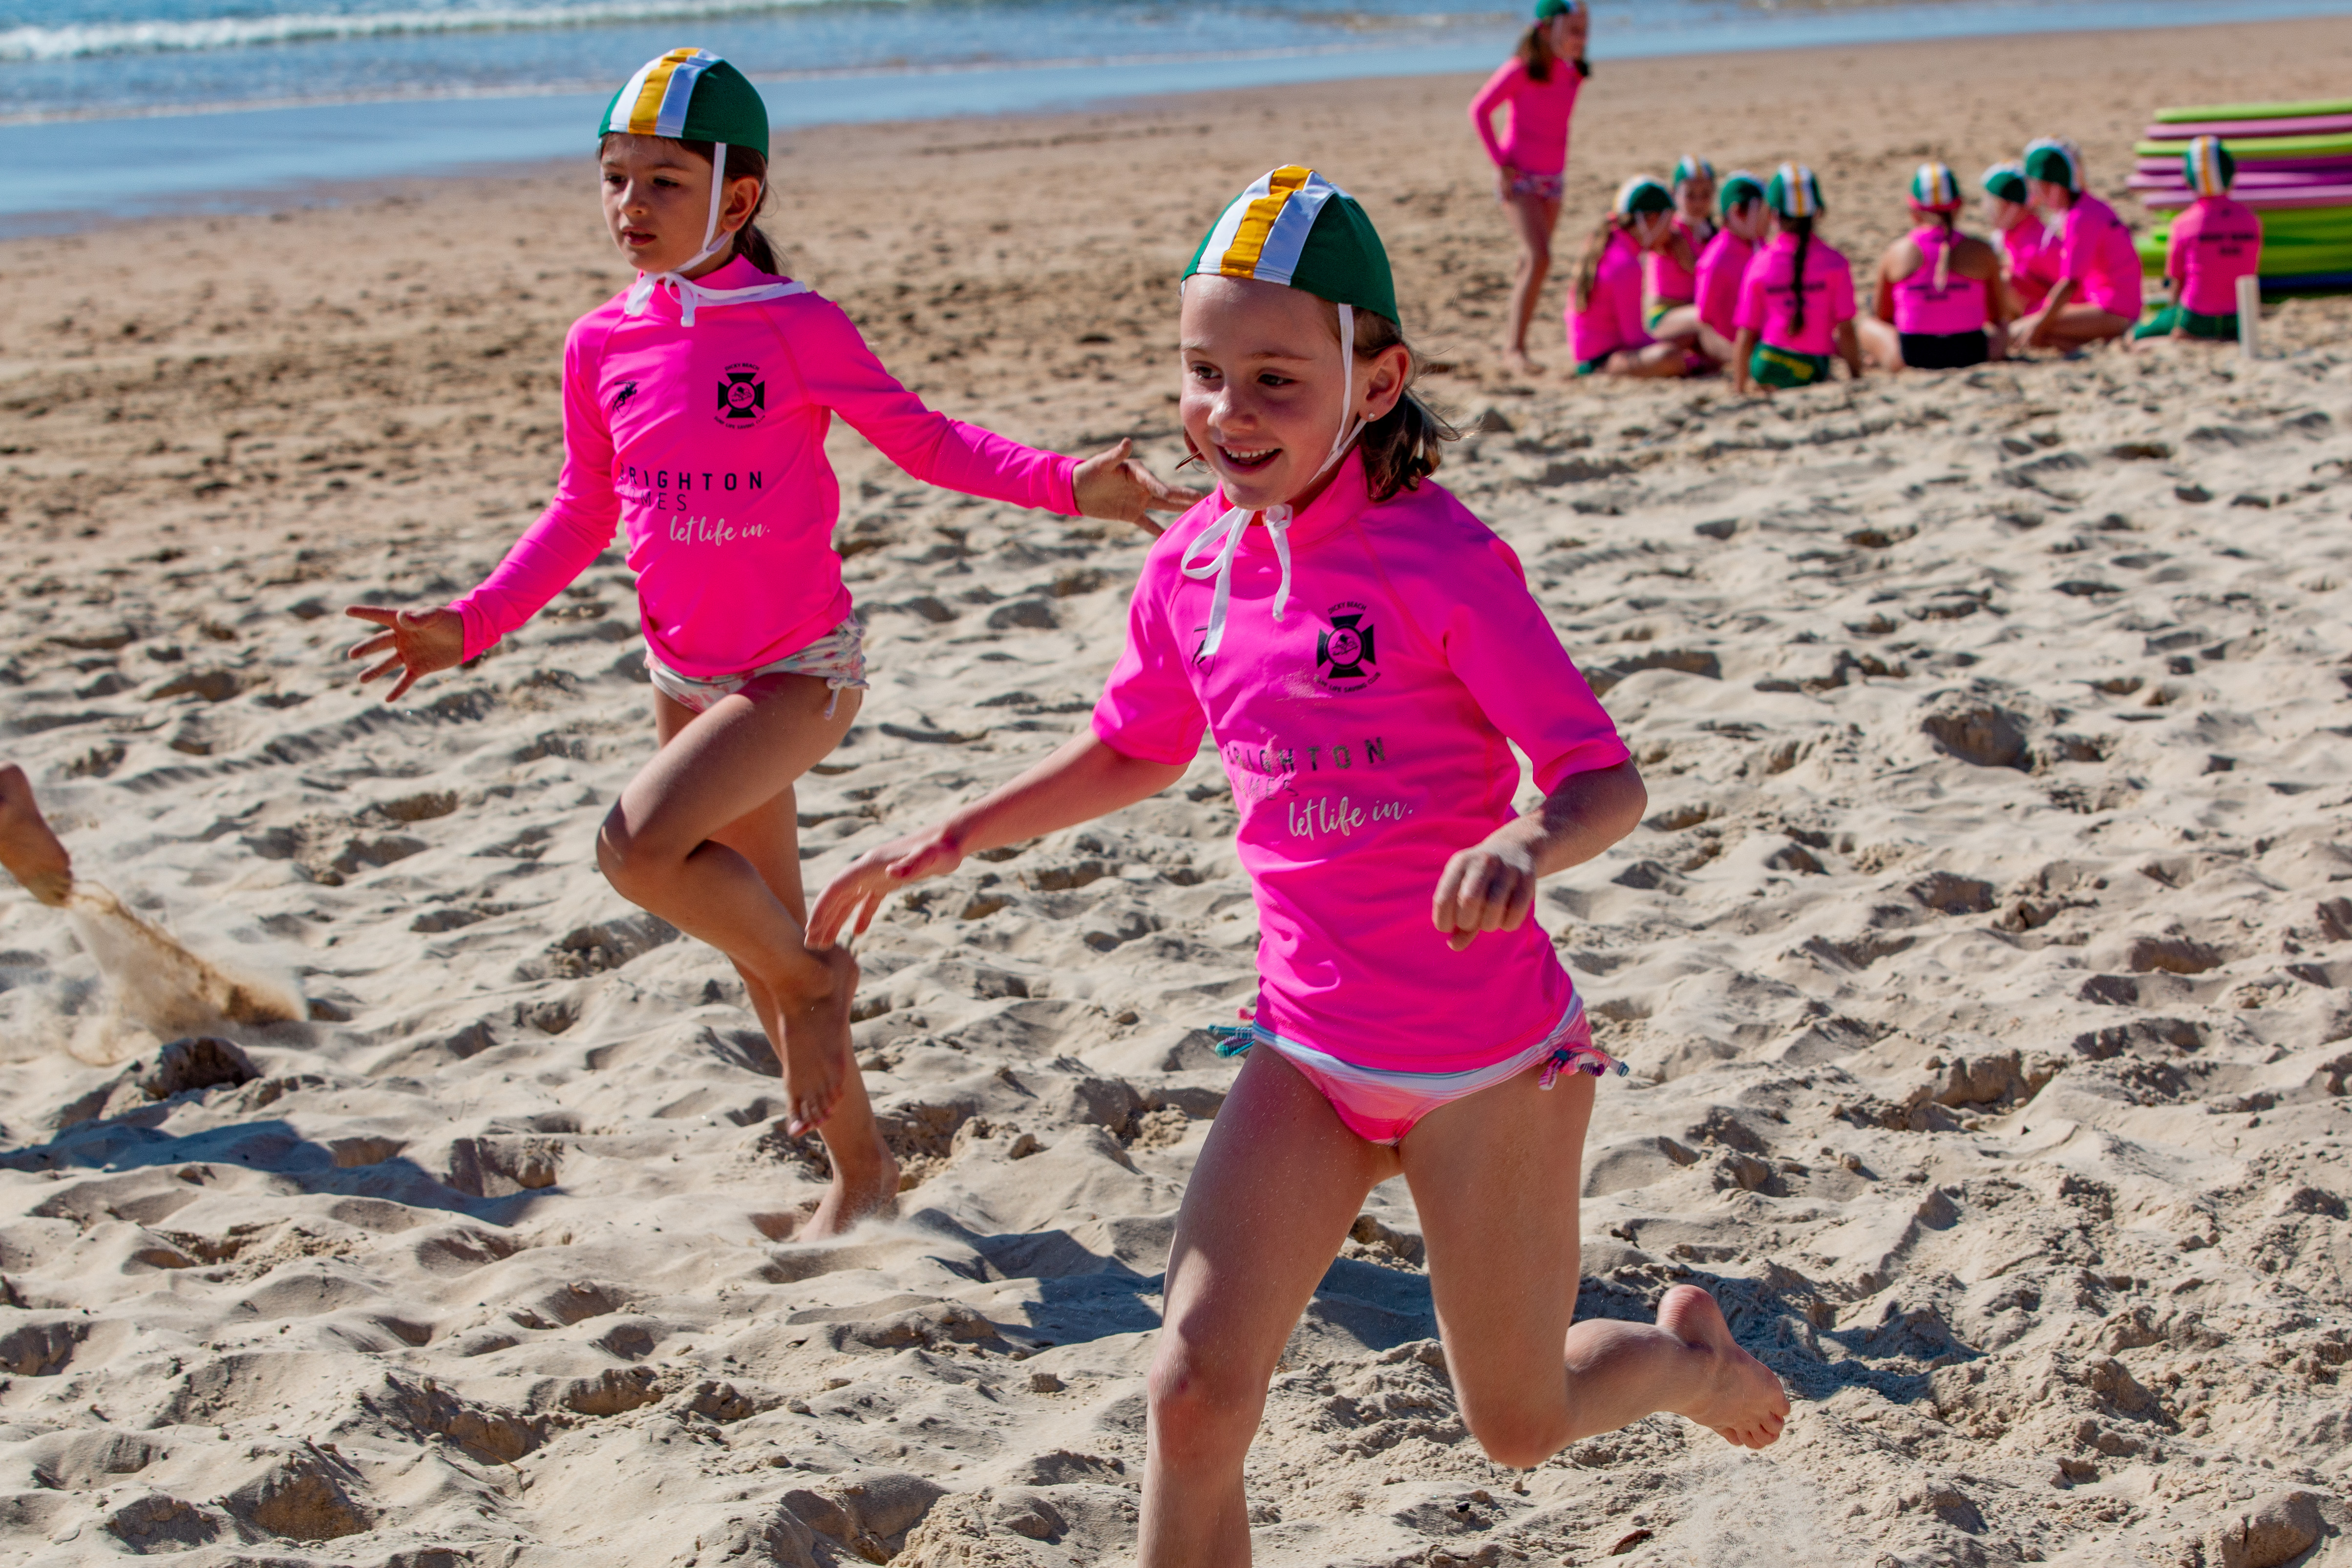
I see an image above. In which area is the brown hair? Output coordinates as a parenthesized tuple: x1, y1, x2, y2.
(1571, 213, 1626, 313)
(599, 133, 783, 273)
(1329, 304, 1458, 503)
(1515, 19, 1591, 84)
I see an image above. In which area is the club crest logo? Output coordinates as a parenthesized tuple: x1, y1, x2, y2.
(1314, 602, 1380, 693)
(715, 363, 767, 427)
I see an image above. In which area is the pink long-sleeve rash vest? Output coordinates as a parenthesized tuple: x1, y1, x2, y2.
(1092, 453, 1631, 1076)
(1468, 56, 1581, 176)
(449, 255, 1080, 678)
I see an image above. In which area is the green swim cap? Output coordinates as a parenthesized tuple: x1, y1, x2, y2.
(1717, 170, 1765, 214)
(2022, 138, 2082, 193)
(1981, 162, 2029, 204)
(1766, 163, 1823, 219)
(599, 48, 768, 148)
(1614, 176, 1673, 218)
(1184, 166, 1398, 323)
(1534, 0, 1579, 17)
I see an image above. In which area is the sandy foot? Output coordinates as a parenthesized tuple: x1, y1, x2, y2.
(0, 763, 72, 907)
(1660, 1284, 1791, 1450)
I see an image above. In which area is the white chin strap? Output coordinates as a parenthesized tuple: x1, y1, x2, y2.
(1180, 301, 1366, 660)
(624, 144, 805, 325)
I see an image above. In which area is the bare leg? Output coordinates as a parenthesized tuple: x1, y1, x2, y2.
(0, 763, 71, 907)
(1649, 302, 1702, 348)
(1856, 315, 1905, 372)
(2013, 305, 2131, 354)
(1140, 1048, 1397, 1567)
(1502, 192, 1563, 371)
(604, 677, 894, 1236)
(1404, 1068, 1789, 1464)
(1604, 342, 1694, 380)
(1694, 322, 1739, 368)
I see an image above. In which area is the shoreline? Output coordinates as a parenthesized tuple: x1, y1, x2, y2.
(10, 2, 2352, 236)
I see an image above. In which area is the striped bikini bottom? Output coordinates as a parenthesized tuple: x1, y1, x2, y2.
(1216, 1000, 1626, 1146)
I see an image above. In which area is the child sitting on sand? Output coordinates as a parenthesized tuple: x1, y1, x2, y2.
(343, 48, 1192, 1239)
(1983, 161, 2059, 316)
(2133, 135, 2262, 342)
(809, 165, 1788, 1566)
(1692, 169, 1768, 367)
(2012, 137, 2142, 354)
(1857, 161, 2012, 372)
(1732, 164, 1864, 393)
(1568, 177, 1696, 377)
(1642, 154, 1719, 347)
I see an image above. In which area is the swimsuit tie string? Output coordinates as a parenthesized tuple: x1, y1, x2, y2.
(625, 273, 811, 326)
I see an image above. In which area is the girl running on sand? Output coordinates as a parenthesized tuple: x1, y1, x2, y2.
(1857, 161, 2012, 371)
(809, 164, 1789, 1566)
(1469, 0, 1592, 373)
(1732, 164, 1864, 393)
(1643, 154, 1719, 346)
(2134, 135, 2263, 342)
(1568, 177, 1697, 377)
(2012, 138, 2141, 354)
(1982, 161, 2059, 315)
(1691, 169, 1768, 367)
(342, 49, 1192, 1239)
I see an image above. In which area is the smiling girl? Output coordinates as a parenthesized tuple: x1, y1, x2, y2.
(810, 165, 1788, 1564)
(344, 49, 1190, 1238)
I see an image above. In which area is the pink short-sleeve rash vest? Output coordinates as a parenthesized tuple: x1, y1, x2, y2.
(1734, 232, 1856, 355)
(2168, 196, 2262, 316)
(1092, 454, 1630, 1076)
(2057, 193, 2145, 319)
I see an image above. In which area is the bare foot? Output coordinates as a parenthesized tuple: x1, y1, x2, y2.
(1502, 349, 1546, 379)
(0, 764, 72, 907)
(1658, 1284, 1789, 1449)
(798, 1146, 900, 1242)
(779, 943, 859, 1136)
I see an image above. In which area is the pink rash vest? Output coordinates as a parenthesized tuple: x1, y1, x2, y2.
(1735, 232, 1857, 355)
(1996, 215, 2059, 312)
(1091, 452, 1631, 1076)
(1644, 214, 1711, 307)
(1468, 56, 1582, 176)
(448, 255, 1080, 678)
(1568, 226, 1652, 362)
(1694, 230, 1753, 340)
(1890, 228, 1988, 336)
(2055, 192, 2144, 319)
(2167, 195, 2262, 316)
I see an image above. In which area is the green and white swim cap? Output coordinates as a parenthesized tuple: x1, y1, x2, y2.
(1614, 176, 1673, 218)
(1183, 165, 1398, 323)
(1981, 161, 2029, 204)
(1766, 163, 1823, 219)
(1717, 170, 1765, 214)
(1671, 155, 1716, 191)
(2022, 138, 2083, 193)
(599, 48, 768, 148)
(2184, 135, 2236, 197)
(1534, 0, 1579, 18)
(1908, 161, 1963, 212)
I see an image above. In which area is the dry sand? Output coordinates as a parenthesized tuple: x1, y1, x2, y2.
(3, 17, 2352, 1566)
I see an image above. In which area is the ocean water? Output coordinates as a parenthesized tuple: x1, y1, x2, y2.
(3, 0, 2348, 228)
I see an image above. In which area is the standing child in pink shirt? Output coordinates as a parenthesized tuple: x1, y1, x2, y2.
(1469, 0, 1591, 373)
(343, 49, 1191, 1239)
(2134, 135, 2263, 341)
(812, 164, 1788, 1568)
(1733, 164, 1864, 392)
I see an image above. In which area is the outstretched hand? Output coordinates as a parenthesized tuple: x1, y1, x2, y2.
(1432, 830, 1540, 952)
(807, 829, 966, 950)
(1073, 438, 1204, 536)
(344, 604, 465, 703)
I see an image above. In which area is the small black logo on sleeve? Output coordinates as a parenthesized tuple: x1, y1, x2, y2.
(610, 380, 639, 413)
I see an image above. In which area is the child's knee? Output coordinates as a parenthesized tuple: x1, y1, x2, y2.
(1145, 1333, 1263, 1453)
(1459, 1391, 1569, 1471)
(594, 812, 665, 899)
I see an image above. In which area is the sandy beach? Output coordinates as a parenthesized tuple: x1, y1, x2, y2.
(3, 15, 2352, 1566)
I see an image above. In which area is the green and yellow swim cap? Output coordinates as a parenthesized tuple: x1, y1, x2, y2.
(1183, 165, 1398, 323)
(2184, 135, 2236, 197)
(1766, 163, 1823, 219)
(598, 48, 768, 148)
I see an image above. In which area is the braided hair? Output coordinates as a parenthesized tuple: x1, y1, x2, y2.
(1786, 216, 1814, 334)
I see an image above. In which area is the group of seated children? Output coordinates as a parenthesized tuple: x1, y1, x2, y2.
(1567, 135, 2258, 388)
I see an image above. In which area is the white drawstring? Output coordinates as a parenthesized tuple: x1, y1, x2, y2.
(623, 144, 808, 325)
(1181, 301, 1365, 660)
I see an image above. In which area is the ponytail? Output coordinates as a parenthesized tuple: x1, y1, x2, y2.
(1572, 215, 1620, 313)
(1785, 215, 1814, 334)
(1933, 210, 1955, 291)
(1338, 307, 1459, 503)
(1515, 21, 1554, 83)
